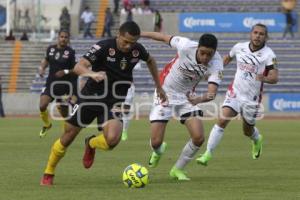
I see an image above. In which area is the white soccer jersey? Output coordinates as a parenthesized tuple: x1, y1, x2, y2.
(157, 36, 223, 105)
(228, 41, 277, 102)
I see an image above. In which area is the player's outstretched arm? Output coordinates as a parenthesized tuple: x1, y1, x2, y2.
(141, 31, 172, 45)
(74, 58, 106, 82)
(146, 55, 167, 103)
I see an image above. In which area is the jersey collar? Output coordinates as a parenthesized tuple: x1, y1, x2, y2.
(248, 42, 265, 53)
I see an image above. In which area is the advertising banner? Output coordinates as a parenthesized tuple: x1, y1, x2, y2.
(179, 12, 298, 32)
(269, 93, 300, 112)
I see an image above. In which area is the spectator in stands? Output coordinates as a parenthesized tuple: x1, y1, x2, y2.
(282, 9, 295, 39)
(19, 9, 32, 32)
(5, 30, 16, 41)
(122, 0, 131, 9)
(131, 4, 139, 14)
(81, 6, 95, 39)
(141, 0, 152, 14)
(154, 10, 162, 32)
(0, 75, 5, 118)
(59, 7, 71, 32)
(20, 31, 29, 41)
(126, 8, 133, 22)
(114, 0, 120, 14)
(102, 7, 114, 37)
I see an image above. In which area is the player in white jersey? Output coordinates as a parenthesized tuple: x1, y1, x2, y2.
(197, 24, 279, 166)
(141, 31, 223, 180)
(121, 61, 142, 141)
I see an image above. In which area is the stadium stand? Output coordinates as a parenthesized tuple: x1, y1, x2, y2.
(130, 0, 300, 12)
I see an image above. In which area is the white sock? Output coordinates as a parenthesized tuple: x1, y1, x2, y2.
(122, 113, 131, 132)
(175, 139, 199, 170)
(207, 124, 225, 154)
(250, 127, 260, 142)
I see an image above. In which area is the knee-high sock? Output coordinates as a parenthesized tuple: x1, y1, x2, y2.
(40, 110, 50, 127)
(250, 127, 260, 142)
(44, 139, 66, 175)
(122, 114, 131, 132)
(207, 124, 225, 154)
(175, 139, 199, 170)
(89, 134, 110, 150)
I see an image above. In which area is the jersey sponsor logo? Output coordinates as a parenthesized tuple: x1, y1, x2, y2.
(63, 50, 69, 59)
(120, 57, 127, 70)
(107, 57, 116, 62)
(109, 48, 116, 56)
(49, 48, 55, 56)
(93, 44, 101, 50)
(89, 47, 97, 54)
(55, 52, 60, 60)
(237, 62, 257, 73)
(132, 50, 139, 57)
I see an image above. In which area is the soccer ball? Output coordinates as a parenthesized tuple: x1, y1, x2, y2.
(122, 163, 149, 188)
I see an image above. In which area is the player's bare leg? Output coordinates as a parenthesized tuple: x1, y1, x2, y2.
(39, 95, 53, 138)
(83, 119, 123, 168)
(149, 122, 167, 168)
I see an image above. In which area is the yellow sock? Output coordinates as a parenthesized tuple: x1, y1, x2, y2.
(40, 110, 50, 127)
(44, 139, 66, 175)
(89, 134, 110, 150)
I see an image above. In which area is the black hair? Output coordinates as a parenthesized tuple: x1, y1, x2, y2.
(198, 33, 218, 50)
(119, 21, 141, 36)
(251, 23, 269, 39)
(58, 29, 70, 36)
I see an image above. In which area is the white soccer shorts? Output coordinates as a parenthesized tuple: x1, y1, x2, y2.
(222, 94, 260, 125)
(149, 102, 203, 123)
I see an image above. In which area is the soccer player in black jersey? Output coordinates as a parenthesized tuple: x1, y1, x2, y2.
(40, 21, 167, 186)
(38, 30, 77, 138)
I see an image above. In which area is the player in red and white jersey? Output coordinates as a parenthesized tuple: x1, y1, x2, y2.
(141, 31, 223, 180)
(197, 24, 279, 166)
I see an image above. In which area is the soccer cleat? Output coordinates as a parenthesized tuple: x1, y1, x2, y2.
(82, 135, 96, 169)
(39, 123, 52, 138)
(40, 174, 54, 186)
(252, 134, 263, 159)
(196, 151, 212, 166)
(148, 142, 167, 168)
(121, 130, 128, 141)
(169, 166, 190, 181)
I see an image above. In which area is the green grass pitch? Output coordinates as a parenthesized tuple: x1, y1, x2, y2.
(0, 118, 299, 200)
